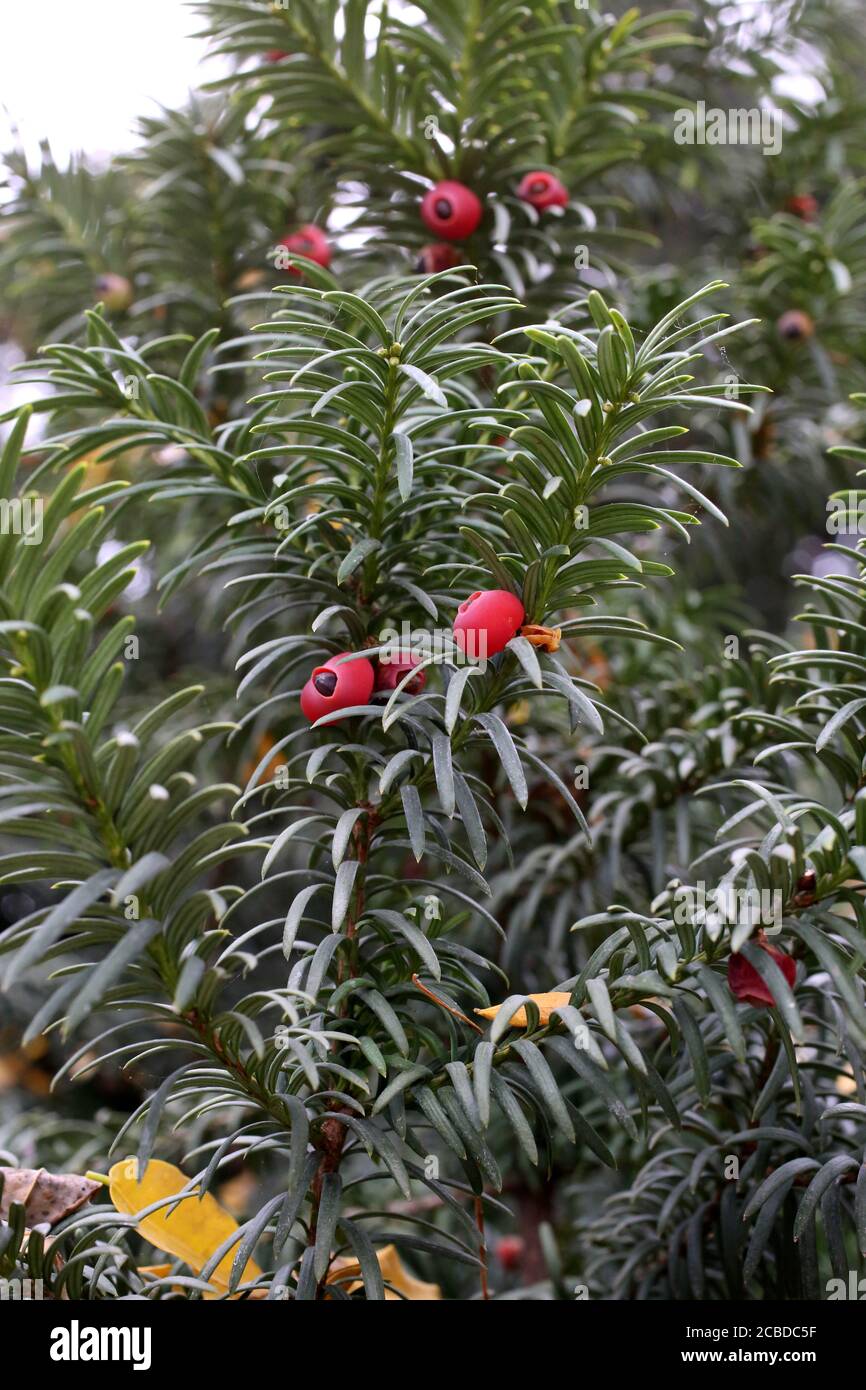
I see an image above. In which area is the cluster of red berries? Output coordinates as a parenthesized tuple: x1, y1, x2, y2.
(301, 650, 425, 723)
(301, 589, 525, 723)
(415, 170, 568, 272)
(279, 169, 569, 281)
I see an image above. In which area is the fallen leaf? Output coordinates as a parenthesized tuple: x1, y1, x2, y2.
(0, 1167, 101, 1226)
(475, 991, 572, 1028)
(109, 1158, 261, 1296)
(328, 1243, 441, 1300)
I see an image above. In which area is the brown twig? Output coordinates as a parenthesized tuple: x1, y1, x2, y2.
(475, 1195, 489, 1301)
(411, 974, 483, 1032)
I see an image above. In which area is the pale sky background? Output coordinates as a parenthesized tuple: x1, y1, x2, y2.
(0, 3, 211, 432)
(0, 0, 212, 163)
(0, 1, 821, 165)
(0, 0, 823, 439)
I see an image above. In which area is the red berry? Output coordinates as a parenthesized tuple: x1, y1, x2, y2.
(495, 1236, 525, 1271)
(280, 224, 331, 274)
(777, 309, 813, 342)
(94, 273, 133, 312)
(453, 590, 526, 660)
(728, 941, 796, 1007)
(415, 243, 461, 274)
(517, 171, 569, 210)
(785, 193, 818, 221)
(265, 49, 290, 62)
(375, 651, 427, 695)
(420, 181, 483, 241)
(300, 651, 374, 724)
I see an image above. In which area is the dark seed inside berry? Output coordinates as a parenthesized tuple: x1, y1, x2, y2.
(434, 198, 452, 219)
(313, 671, 338, 696)
(529, 180, 547, 194)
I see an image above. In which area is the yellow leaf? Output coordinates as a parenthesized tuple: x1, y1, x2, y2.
(475, 991, 572, 1028)
(109, 1158, 261, 1296)
(327, 1243, 441, 1300)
